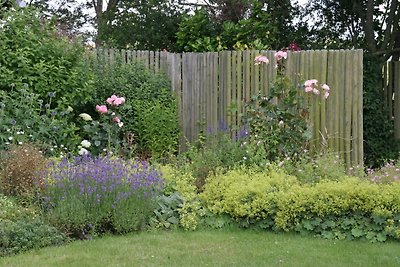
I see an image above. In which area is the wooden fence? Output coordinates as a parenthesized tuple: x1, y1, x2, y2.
(383, 60, 400, 139)
(94, 49, 364, 167)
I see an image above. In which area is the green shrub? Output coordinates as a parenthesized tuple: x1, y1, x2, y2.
(282, 152, 350, 184)
(0, 7, 94, 110)
(201, 169, 400, 242)
(158, 165, 203, 230)
(0, 219, 67, 256)
(0, 143, 46, 198)
(0, 85, 81, 154)
(90, 59, 179, 158)
(0, 194, 39, 221)
(201, 167, 298, 221)
(178, 129, 267, 191)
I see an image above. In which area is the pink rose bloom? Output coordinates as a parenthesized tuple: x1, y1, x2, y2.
(254, 55, 269, 65)
(113, 97, 125, 106)
(96, 105, 108, 114)
(305, 86, 313, 93)
(322, 84, 330, 91)
(312, 88, 320, 95)
(304, 79, 318, 87)
(324, 91, 330, 99)
(113, 116, 121, 123)
(274, 51, 287, 62)
(106, 95, 118, 105)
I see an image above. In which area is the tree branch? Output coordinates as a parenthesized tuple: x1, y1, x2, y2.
(379, 0, 398, 52)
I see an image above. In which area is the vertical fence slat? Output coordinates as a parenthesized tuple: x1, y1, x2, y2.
(231, 51, 238, 136)
(344, 50, 353, 168)
(356, 50, 364, 166)
(243, 50, 251, 102)
(319, 50, 328, 150)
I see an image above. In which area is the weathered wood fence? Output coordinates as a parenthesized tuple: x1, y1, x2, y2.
(383, 60, 400, 139)
(94, 49, 363, 167)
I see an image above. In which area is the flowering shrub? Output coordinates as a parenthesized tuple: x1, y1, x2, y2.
(80, 95, 126, 156)
(367, 161, 400, 184)
(91, 60, 180, 158)
(37, 155, 163, 236)
(0, 84, 80, 155)
(243, 50, 331, 162)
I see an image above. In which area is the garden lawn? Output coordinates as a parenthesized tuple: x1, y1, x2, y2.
(1, 229, 399, 267)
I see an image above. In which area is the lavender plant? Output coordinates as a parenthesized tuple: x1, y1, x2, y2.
(37, 155, 163, 237)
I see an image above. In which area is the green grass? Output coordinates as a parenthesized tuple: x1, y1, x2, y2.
(1, 229, 400, 267)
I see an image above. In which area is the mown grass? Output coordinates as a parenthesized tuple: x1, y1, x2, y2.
(1, 229, 400, 267)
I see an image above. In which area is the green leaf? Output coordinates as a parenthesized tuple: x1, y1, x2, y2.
(351, 228, 364, 238)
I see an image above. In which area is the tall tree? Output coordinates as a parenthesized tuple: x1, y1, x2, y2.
(305, 0, 400, 61)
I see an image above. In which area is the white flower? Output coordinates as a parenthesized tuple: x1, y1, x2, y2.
(8, 136, 13, 141)
(243, 156, 247, 160)
(79, 113, 92, 121)
(18, 141, 23, 145)
(118, 122, 124, 127)
(5, 142, 10, 145)
(278, 120, 284, 126)
(81, 140, 91, 148)
(6, 129, 10, 132)
(67, 106, 74, 112)
(78, 147, 89, 155)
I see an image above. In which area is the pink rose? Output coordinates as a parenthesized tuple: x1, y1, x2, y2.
(324, 91, 330, 99)
(305, 86, 313, 93)
(96, 105, 108, 114)
(274, 51, 288, 62)
(106, 95, 118, 105)
(312, 88, 320, 95)
(254, 55, 269, 65)
(322, 84, 330, 91)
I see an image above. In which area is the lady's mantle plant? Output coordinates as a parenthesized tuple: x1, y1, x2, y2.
(244, 49, 331, 162)
(79, 95, 126, 156)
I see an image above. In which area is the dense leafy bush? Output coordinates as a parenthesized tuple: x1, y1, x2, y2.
(363, 55, 399, 167)
(90, 59, 179, 158)
(0, 7, 94, 110)
(0, 219, 67, 256)
(0, 143, 46, 197)
(201, 168, 400, 242)
(176, 5, 275, 52)
(0, 85, 80, 154)
(0, 194, 66, 256)
(37, 155, 163, 237)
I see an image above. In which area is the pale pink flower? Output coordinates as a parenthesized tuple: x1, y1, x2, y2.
(324, 91, 330, 99)
(254, 55, 269, 65)
(113, 116, 121, 123)
(313, 88, 320, 95)
(107, 95, 125, 106)
(106, 95, 118, 105)
(305, 86, 313, 93)
(322, 84, 330, 91)
(274, 51, 288, 62)
(113, 97, 125, 106)
(96, 105, 108, 114)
